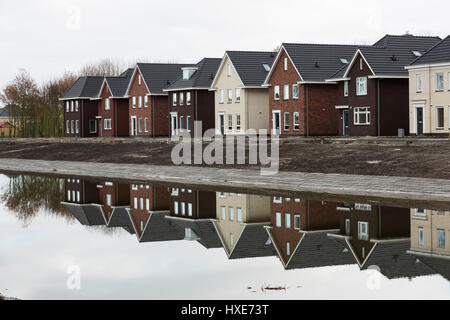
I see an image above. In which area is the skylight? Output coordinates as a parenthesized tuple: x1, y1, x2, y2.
(263, 64, 271, 72)
(340, 58, 349, 64)
(412, 51, 422, 57)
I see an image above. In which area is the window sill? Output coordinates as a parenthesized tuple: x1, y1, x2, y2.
(436, 128, 445, 131)
(354, 123, 371, 126)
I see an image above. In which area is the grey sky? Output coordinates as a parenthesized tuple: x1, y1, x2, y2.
(1, 0, 449, 95)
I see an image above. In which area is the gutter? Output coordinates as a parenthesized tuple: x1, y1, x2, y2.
(377, 79, 381, 137)
(306, 85, 309, 137)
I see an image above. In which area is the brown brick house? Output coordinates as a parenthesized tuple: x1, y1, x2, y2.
(164, 58, 221, 137)
(125, 63, 194, 137)
(96, 69, 133, 137)
(60, 77, 104, 137)
(328, 35, 441, 136)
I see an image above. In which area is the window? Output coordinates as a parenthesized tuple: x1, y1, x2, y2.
(180, 93, 184, 106)
(437, 107, 444, 129)
(354, 107, 370, 125)
(221, 207, 226, 220)
(294, 215, 300, 230)
(228, 89, 233, 103)
(438, 230, 446, 248)
(144, 95, 148, 108)
(105, 98, 110, 110)
(236, 114, 241, 132)
(173, 93, 177, 106)
(174, 201, 179, 215)
(186, 92, 191, 105)
(284, 57, 288, 71)
(273, 197, 282, 204)
(186, 116, 191, 132)
(179, 116, 185, 131)
(418, 228, 424, 246)
(284, 112, 290, 131)
(138, 118, 142, 133)
(66, 121, 70, 134)
(104, 119, 112, 130)
(345, 219, 351, 235)
(227, 64, 231, 77)
(228, 114, 233, 131)
(436, 73, 444, 91)
(144, 117, 149, 133)
(75, 120, 79, 134)
(344, 81, 349, 97)
(358, 222, 369, 240)
(417, 74, 423, 92)
(138, 96, 142, 108)
(356, 77, 367, 96)
(75, 101, 79, 112)
(293, 84, 299, 99)
(229, 207, 234, 221)
(66, 102, 69, 112)
(360, 58, 363, 70)
(274, 86, 280, 100)
(286, 242, 291, 256)
(188, 203, 193, 217)
(283, 85, 289, 100)
(132, 184, 138, 191)
(71, 101, 74, 112)
(71, 120, 74, 134)
(138, 75, 142, 85)
(237, 208, 243, 222)
(235, 88, 241, 102)
(285, 213, 291, 229)
(181, 202, 186, 216)
(132, 96, 136, 108)
(276, 212, 282, 227)
(220, 90, 224, 104)
(293, 112, 299, 131)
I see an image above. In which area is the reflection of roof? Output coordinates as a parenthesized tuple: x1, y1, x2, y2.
(410, 254, 450, 282)
(62, 202, 106, 226)
(136, 211, 184, 243)
(0, 107, 9, 117)
(108, 207, 135, 235)
(283, 232, 354, 270)
(166, 217, 223, 249)
(0, 122, 13, 128)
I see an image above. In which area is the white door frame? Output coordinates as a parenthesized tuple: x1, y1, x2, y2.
(218, 112, 225, 136)
(131, 116, 137, 136)
(342, 109, 349, 136)
(413, 102, 426, 135)
(272, 110, 281, 136)
(170, 112, 178, 137)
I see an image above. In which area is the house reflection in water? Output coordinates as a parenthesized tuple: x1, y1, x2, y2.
(165, 188, 222, 249)
(408, 209, 450, 281)
(128, 184, 183, 242)
(213, 192, 274, 259)
(266, 197, 354, 269)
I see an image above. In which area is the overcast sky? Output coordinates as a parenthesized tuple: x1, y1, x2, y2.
(1, 0, 449, 95)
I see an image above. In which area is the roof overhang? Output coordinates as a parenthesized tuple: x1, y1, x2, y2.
(368, 75, 408, 79)
(163, 87, 210, 92)
(325, 77, 350, 83)
(59, 97, 92, 101)
(298, 81, 336, 85)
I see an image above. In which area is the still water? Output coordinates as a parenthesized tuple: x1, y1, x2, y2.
(0, 174, 449, 300)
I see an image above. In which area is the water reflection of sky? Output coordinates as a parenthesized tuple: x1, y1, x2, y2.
(0, 174, 449, 300)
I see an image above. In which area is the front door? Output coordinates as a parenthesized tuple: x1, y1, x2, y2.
(171, 114, 178, 137)
(416, 107, 424, 135)
(272, 111, 281, 135)
(343, 110, 349, 136)
(218, 113, 225, 136)
(131, 116, 137, 136)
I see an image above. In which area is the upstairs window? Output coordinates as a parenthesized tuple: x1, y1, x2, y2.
(276, 212, 282, 227)
(356, 77, 367, 96)
(105, 98, 110, 110)
(283, 85, 289, 100)
(219, 90, 224, 104)
(417, 74, 423, 92)
(132, 96, 137, 108)
(172, 93, 177, 106)
(274, 86, 280, 100)
(235, 88, 241, 102)
(144, 95, 148, 108)
(66, 102, 69, 112)
(227, 64, 231, 77)
(186, 92, 191, 105)
(180, 93, 184, 106)
(138, 96, 142, 108)
(344, 81, 349, 97)
(358, 222, 369, 241)
(228, 89, 233, 103)
(71, 101, 74, 112)
(75, 101, 79, 112)
(292, 84, 299, 99)
(436, 73, 444, 91)
(284, 57, 288, 71)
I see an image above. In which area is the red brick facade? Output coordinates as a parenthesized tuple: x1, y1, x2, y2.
(98, 83, 130, 137)
(63, 99, 99, 137)
(267, 49, 339, 136)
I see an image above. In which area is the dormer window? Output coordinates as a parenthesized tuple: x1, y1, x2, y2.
(185, 228, 199, 240)
(182, 68, 197, 80)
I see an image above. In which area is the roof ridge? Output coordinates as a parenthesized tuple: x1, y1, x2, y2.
(283, 42, 372, 48)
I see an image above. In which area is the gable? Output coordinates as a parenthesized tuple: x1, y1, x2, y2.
(265, 47, 303, 84)
(127, 67, 150, 96)
(212, 54, 245, 89)
(344, 51, 375, 78)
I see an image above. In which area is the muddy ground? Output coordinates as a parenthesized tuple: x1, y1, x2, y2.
(0, 138, 449, 179)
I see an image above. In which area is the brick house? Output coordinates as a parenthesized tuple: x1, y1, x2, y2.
(60, 76, 104, 137)
(265, 197, 353, 269)
(96, 69, 134, 137)
(97, 181, 130, 223)
(328, 35, 441, 136)
(125, 63, 194, 137)
(164, 58, 221, 137)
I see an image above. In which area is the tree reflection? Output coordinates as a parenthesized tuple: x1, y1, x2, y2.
(0, 175, 73, 226)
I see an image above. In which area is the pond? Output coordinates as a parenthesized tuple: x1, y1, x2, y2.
(0, 173, 449, 300)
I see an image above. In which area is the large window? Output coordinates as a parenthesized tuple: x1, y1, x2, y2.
(417, 74, 423, 92)
(274, 86, 280, 100)
(283, 85, 289, 100)
(356, 77, 367, 96)
(354, 107, 370, 125)
(293, 112, 299, 131)
(104, 119, 112, 130)
(284, 112, 290, 131)
(437, 107, 445, 129)
(293, 84, 299, 99)
(436, 73, 444, 91)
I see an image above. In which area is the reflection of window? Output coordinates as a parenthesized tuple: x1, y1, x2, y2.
(221, 206, 226, 220)
(354, 107, 370, 125)
(358, 222, 369, 240)
(188, 203, 193, 217)
(419, 228, 424, 246)
(355, 203, 372, 211)
(181, 202, 186, 216)
(229, 207, 234, 221)
(438, 230, 446, 248)
(106, 194, 112, 206)
(273, 197, 282, 204)
(230, 234, 234, 246)
(285, 213, 291, 229)
(346, 219, 351, 235)
(276, 212, 282, 227)
(286, 242, 291, 256)
(294, 215, 300, 230)
(174, 201, 179, 215)
(237, 208, 243, 222)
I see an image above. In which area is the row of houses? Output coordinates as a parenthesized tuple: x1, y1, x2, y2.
(61, 34, 450, 137)
(61, 178, 450, 279)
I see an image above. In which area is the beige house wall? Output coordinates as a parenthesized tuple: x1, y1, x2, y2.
(410, 209, 450, 257)
(213, 55, 269, 134)
(409, 65, 450, 134)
